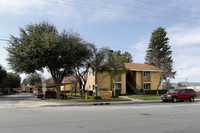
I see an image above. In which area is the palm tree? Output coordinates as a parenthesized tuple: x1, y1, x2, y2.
(104, 52, 127, 96)
(89, 45, 109, 97)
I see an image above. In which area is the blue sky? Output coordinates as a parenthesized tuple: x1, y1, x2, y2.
(0, 0, 200, 83)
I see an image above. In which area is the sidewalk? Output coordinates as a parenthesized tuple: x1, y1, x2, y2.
(38, 96, 200, 107)
(38, 96, 163, 107)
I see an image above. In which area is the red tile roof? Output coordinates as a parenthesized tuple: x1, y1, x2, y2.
(124, 63, 162, 71)
(64, 75, 77, 81)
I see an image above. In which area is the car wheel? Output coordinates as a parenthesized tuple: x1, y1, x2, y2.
(189, 96, 194, 102)
(172, 97, 178, 103)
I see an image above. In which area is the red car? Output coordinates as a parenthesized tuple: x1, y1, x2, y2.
(37, 91, 56, 99)
(161, 89, 196, 103)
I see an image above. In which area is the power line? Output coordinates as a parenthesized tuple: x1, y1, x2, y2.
(42, 0, 188, 22)
(99, 0, 191, 19)
(96, 45, 200, 56)
(1, 36, 198, 56)
(132, 0, 199, 13)
(0, 39, 9, 42)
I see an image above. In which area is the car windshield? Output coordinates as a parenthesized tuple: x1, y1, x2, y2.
(168, 90, 179, 94)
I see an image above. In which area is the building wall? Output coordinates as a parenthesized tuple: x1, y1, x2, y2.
(97, 71, 112, 90)
(62, 80, 80, 92)
(85, 67, 161, 94)
(121, 72, 126, 94)
(135, 71, 143, 89)
(85, 67, 95, 91)
(150, 72, 161, 90)
(62, 80, 73, 91)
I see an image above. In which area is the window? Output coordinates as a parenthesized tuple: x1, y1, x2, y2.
(92, 68, 95, 76)
(179, 89, 185, 94)
(144, 71, 150, 77)
(114, 83, 121, 89)
(190, 89, 195, 94)
(144, 84, 150, 90)
(185, 89, 189, 94)
(89, 85, 91, 89)
(93, 85, 95, 90)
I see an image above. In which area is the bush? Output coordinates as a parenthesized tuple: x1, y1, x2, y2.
(144, 90, 168, 95)
(112, 88, 121, 96)
(112, 95, 119, 98)
(98, 88, 109, 91)
(93, 96, 101, 100)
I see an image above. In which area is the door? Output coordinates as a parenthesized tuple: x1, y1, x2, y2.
(178, 89, 185, 100)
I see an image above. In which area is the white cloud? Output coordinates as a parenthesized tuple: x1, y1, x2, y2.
(0, 0, 131, 24)
(168, 24, 200, 46)
(167, 24, 200, 82)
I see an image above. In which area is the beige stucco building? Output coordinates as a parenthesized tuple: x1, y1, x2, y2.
(85, 63, 162, 95)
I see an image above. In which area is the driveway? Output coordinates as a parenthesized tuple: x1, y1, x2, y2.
(0, 93, 59, 108)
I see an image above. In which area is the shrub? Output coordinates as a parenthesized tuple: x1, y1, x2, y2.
(98, 88, 109, 91)
(112, 95, 119, 98)
(93, 96, 101, 100)
(112, 88, 121, 96)
(144, 90, 168, 95)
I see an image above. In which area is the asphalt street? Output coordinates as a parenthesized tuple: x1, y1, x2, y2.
(0, 93, 200, 133)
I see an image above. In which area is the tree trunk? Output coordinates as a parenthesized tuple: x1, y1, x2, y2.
(95, 70, 98, 97)
(56, 81, 61, 99)
(114, 79, 116, 96)
(156, 78, 162, 96)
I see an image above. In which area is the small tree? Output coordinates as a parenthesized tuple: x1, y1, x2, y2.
(145, 27, 176, 95)
(2, 72, 21, 90)
(104, 51, 127, 96)
(89, 45, 110, 97)
(23, 73, 43, 86)
(0, 65, 7, 88)
(162, 79, 174, 90)
(177, 82, 185, 87)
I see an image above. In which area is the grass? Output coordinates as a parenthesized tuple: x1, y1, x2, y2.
(44, 97, 131, 102)
(129, 95, 161, 100)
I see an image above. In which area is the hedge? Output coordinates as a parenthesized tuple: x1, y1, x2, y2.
(144, 90, 168, 95)
(112, 88, 121, 96)
(98, 88, 109, 91)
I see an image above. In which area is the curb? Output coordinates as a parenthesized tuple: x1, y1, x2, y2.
(41, 100, 163, 107)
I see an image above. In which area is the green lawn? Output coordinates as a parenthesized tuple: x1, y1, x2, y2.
(44, 97, 131, 102)
(129, 95, 161, 100)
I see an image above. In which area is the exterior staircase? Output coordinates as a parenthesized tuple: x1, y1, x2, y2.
(126, 80, 142, 95)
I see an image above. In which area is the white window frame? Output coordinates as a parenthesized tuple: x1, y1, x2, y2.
(144, 84, 150, 90)
(144, 71, 150, 77)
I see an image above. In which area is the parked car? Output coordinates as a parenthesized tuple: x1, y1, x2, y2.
(37, 91, 66, 99)
(33, 90, 39, 96)
(161, 89, 196, 103)
(37, 91, 56, 99)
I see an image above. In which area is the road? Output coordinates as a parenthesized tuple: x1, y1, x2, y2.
(0, 93, 200, 133)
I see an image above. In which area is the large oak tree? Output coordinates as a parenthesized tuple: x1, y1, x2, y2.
(7, 22, 92, 98)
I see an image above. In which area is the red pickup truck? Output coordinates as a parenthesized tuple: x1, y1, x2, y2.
(161, 89, 196, 102)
